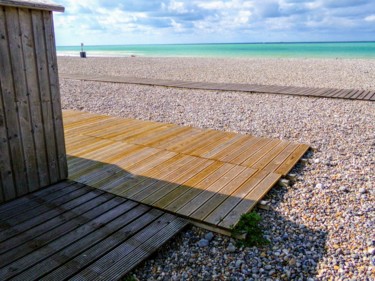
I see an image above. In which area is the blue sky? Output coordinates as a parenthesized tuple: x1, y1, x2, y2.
(54, 0, 375, 46)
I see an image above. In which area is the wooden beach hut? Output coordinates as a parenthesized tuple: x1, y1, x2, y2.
(0, 3, 188, 278)
(0, 0, 66, 203)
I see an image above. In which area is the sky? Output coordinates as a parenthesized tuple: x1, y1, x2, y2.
(54, 0, 375, 46)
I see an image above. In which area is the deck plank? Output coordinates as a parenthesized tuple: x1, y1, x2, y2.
(0, 181, 186, 280)
(64, 110, 309, 234)
(61, 74, 374, 101)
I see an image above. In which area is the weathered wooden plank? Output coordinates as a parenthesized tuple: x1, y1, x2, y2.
(73, 147, 161, 187)
(0, 0, 65, 12)
(179, 130, 227, 155)
(357, 90, 371, 100)
(79, 149, 170, 191)
(249, 141, 290, 170)
(0, 180, 73, 215)
(262, 142, 299, 173)
(153, 127, 203, 150)
(0, 200, 137, 280)
(334, 89, 352, 98)
(151, 159, 214, 207)
(0, 75, 15, 202)
(43, 10, 67, 180)
(68, 143, 140, 179)
(343, 89, 359, 99)
(6, 7, 40, 194)
(275, 144, 309, 175)
(70, 213, 184, 281)
(63, 110, 310, 233)
(190, 167, 257, 221)
(363, 90, 375, 100)
(39, 209, 167, 280)
(0, 7, 27, 199)
(177, 164, 243, 217)
(207, 135, 252, 161)
(0, 194, 119, 268)
(108, 154, 189, 197)
(95, 151, 177, 192)
(369, 91, 375, 100)
(100, 118, 164, 138)
(19, 8, 50, 188)
(67, 141, 123, 171)
(204, 170, 270, 225)
(115, 123, 173, 143)
(128, 156, 196, 201)
(0, 184, 89, 237)
(219, 172, 281, 229)
(31, 9, 59, 184)
(63, 115, 114, 131)
(0, 181, 79, 223)
(140, 157, 209, 205)
(241, 139, 281, 167)
(66, 137, 115, 157)
(0, 170, 3, 203)
(61, 74, 374, 101)
(190, 132, 237, 157)
(135, 126, 192, 147)
(0, 189, 108, 258)
(10, 203, 152, 281)
(163, 129, 214, 152)
(201, 134, 245, 159)
(159, 161, 224, 210)
(218, 136, 261, 163)
(349, 90, 365, 99)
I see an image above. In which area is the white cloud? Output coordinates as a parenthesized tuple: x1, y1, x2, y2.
(54, 0, 375, 45)
(168, 0, 188, 13)
(365, 15, 375, 22)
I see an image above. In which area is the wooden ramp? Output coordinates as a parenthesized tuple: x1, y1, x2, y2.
(0, 180, 187, 281)
(64, 110, 309, 233)
(61, 73, 375, 101)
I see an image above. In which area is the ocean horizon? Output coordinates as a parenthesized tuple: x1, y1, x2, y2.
(56, 41, 375, 59)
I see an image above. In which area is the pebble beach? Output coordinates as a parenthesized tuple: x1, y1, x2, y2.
(58, 57, 374, 280)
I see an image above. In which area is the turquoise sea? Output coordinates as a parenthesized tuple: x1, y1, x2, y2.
(57, 42, 375, 59)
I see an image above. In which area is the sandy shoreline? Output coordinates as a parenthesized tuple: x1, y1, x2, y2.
(58, 57, 374, 280)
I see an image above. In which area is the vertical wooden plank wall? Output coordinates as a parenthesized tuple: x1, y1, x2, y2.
(0, 5, 67, 202)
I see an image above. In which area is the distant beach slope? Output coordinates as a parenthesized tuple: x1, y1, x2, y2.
(56, 42, 375, 59)
(57, 56, 375, 91)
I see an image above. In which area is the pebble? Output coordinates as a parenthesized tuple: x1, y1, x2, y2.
(235, 260, 244, 268)
(339, 186, 348, 192)
(204, 232, 214, 242)
(227, 243, 236, 252)
(197, 239, 209, 248)
(359, 188, 367, 194)
(60, 57, 375, 280)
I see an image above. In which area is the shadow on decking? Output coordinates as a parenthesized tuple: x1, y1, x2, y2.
(68, 154, 328, 280)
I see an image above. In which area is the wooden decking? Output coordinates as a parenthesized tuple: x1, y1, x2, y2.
(0, 180, 187, 280)
(60, 73, 375, 101)
(64, 110, 309, 233)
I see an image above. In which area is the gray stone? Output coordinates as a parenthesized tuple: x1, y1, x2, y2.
(205, 232, 214, 241)
(227, 243, 236, 252)
(339, 186, 348, 192)
(265, 265, 272, 270)
(197, 239, 209, 247)
(235, 259, 244, 268)
(359, 188, 367, 194)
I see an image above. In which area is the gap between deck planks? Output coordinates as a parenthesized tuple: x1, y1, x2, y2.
(63, 110, 309, 233)
(60, 73, 375, 101)
(0, 180, 188, 281)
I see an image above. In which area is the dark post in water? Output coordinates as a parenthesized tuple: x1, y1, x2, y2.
(80, 42, 86, 58)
